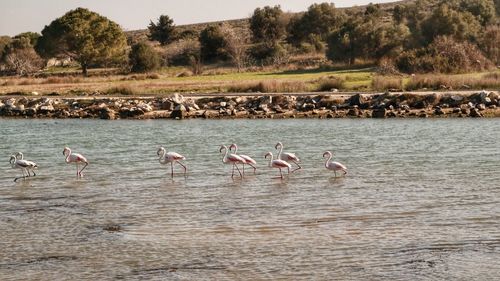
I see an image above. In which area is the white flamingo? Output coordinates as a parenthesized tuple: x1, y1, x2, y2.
(220, 145, 245, 178)
(229, 143, 257, 174)
(63, 147, 88, 178)
(275, 142, 301, 172)
(15, 152, 38, 177)
(264, 152, 292, 179)
(157, 147, 187, 178)
(9, 155, 35, 182)
(323, 151, 347, 177)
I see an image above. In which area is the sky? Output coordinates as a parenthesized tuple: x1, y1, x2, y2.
(0, 0, 397, 36)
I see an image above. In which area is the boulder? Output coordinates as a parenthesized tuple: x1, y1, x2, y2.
(372, 108, 386, 118)
(469, 108, 482, 118)
(347, 94, 368, 109)
(171, 104, 187, 119)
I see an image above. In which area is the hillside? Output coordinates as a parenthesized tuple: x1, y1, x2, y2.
(126, 0, 411, 42)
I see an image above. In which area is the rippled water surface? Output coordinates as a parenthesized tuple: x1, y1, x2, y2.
(1, 119, 499, 280)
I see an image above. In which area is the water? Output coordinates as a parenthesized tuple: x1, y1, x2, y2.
(1, 119, 499, 280)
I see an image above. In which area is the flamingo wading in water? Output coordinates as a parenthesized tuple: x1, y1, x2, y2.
(63, 147, 88, 178)
(275, 142, 301, 172)
(157, 147, 187, 178)
(323, 151, 347, 177)
(220, 145, 245, 178)
(9, 155, 37, 182)
(229, 143, 257, 174)
(264, 152, 291, 179)
(14, 152, 38, 177)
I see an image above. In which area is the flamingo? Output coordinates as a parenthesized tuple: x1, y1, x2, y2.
(15, 152, 38, 177)
(229, 143, 257, 174)
(275, 142, 301, 172)
(9, 155, 35, 182)
(219, 145, 245, 178)
(63, 147, 88, 178)
(264, 152, 292, 179)
(323, 151, 347, 177)
(157, 146, 187, 178)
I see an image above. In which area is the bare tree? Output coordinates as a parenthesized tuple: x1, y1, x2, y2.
(220, 23, 251, 72)
(5, 48, 43, 76)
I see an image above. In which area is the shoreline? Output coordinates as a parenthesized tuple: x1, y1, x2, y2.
(1, 91, 499, 119)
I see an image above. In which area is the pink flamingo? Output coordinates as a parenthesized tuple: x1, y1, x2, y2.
(14, 152, 38, 177)
(220, 145, 245, 178)
(10, 155, 38, 182)
(229, 143, 257, 174)
(275, 142, 301, 172)
(323, 151, 347, 177)
(157, 146, 187, 178)
(63, 147, 88, 178)
(264, 152, 291, 179)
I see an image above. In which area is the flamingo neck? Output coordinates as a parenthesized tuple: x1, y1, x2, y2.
(325, 153, 333, 168)
(158, 148, 166, 163)
(266, 154, 273, 167)
(221, 146, 229, 163)
(277, 144, 283, 159)
(16, 152, 23, 160)
(65, 149, 71, 163)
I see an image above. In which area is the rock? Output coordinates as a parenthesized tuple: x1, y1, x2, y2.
(347, 107, 359, 117)
(461, 108, 470, 115)
(372, 108, 386, 118)
(137, 102, 153, 112)
(171, 93, 184, 105)
(31, 91, 39, 96)
(220, 101, 227, 107)
(452, 108, 461, 114)
(469, 108, 483, 117)
(39, 105, 55, 113)
(347, 94, 368, 109)
(476, 103, 486, 111)
(171, 104, 187, 119)
(419, 112, 428, 118)
(100, 108, 116, 120)
(387, 111, 397, 118)
(159, 99, 174, 110)
(434, 106, 445, 115)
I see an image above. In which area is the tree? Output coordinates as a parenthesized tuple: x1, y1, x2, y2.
(4, 48, 43, 75)
(199, 25, 227, 62)
(219, 23, 250, 72)
(250, 6, 286, 45)
(478, 25, 500, 64)
(148, 15, 177, 45)
(36, 8, 128, 76)
(129, 42, 161, 73)
(458, 0, 496, 26)
(13, 32, 40, 47)
(0, 36, 12, 60)
(421, 4, 481, 45)
(287, 3, 345, 46)
(495, 0, 500, 16)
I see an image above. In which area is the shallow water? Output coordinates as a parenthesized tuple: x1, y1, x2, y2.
(1, 119, 499, 280)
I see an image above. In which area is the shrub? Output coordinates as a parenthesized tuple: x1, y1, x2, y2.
(105, 86, 137, 96)
(396, 36, 493, 74)
(227, 80, 307, 93)
(372, 76, 403, 91)
(129, 42, 161, 73)
(316, 76, 346, 91)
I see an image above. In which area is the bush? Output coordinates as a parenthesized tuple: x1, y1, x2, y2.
(129, 42, 161, 73)
(227, 80, 307, 93)
(163, 38, 200, 66)
(250, 43, 289, 65)
(105, 86, 137, 96)
(396, 36, 493, 74)
(316, 76, 346, 91)
(372, 76, 403, 91)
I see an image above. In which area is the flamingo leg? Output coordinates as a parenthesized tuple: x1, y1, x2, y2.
(242, 164, 245, 175)
(76, 163, 79, 177)
(176, 161, 187, 177)
(248, 163, 257, 174)
(78, 162, 88, 177)
(279, 168, 283, 179)
(291, 161, 301, 173)
(14, 170, 26, 182)
(234, 164, 243, 178)
(171, 162, 174, 178)
(231, 164, 235, 178)
(334, 170, 337, 178)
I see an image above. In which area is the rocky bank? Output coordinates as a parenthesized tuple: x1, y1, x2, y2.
(1, 91, 499, 120)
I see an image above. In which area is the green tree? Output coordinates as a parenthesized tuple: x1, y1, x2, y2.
(199, 25, 227, 62)
(287, 3, 345, 46)
(478, 25, 500, 64)
(495, 0, 500, 16)
(13, 32, 40, 47)
(148, 15, 177, 45)
(36, 8, 128, 76)
(250, 6, 286, 45)
(421, 4, 481, 45)
(0, 36, 12, 60)
(129, 42, 160, 73)
(458, 0, 496, 25)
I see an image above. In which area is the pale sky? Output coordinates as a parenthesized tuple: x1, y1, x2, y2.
(0, 0, 397, 36)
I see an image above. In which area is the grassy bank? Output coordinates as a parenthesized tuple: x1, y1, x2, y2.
(0, 66, 499, 96)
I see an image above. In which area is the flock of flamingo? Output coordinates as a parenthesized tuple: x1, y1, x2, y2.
(8, 142, 347, 182)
